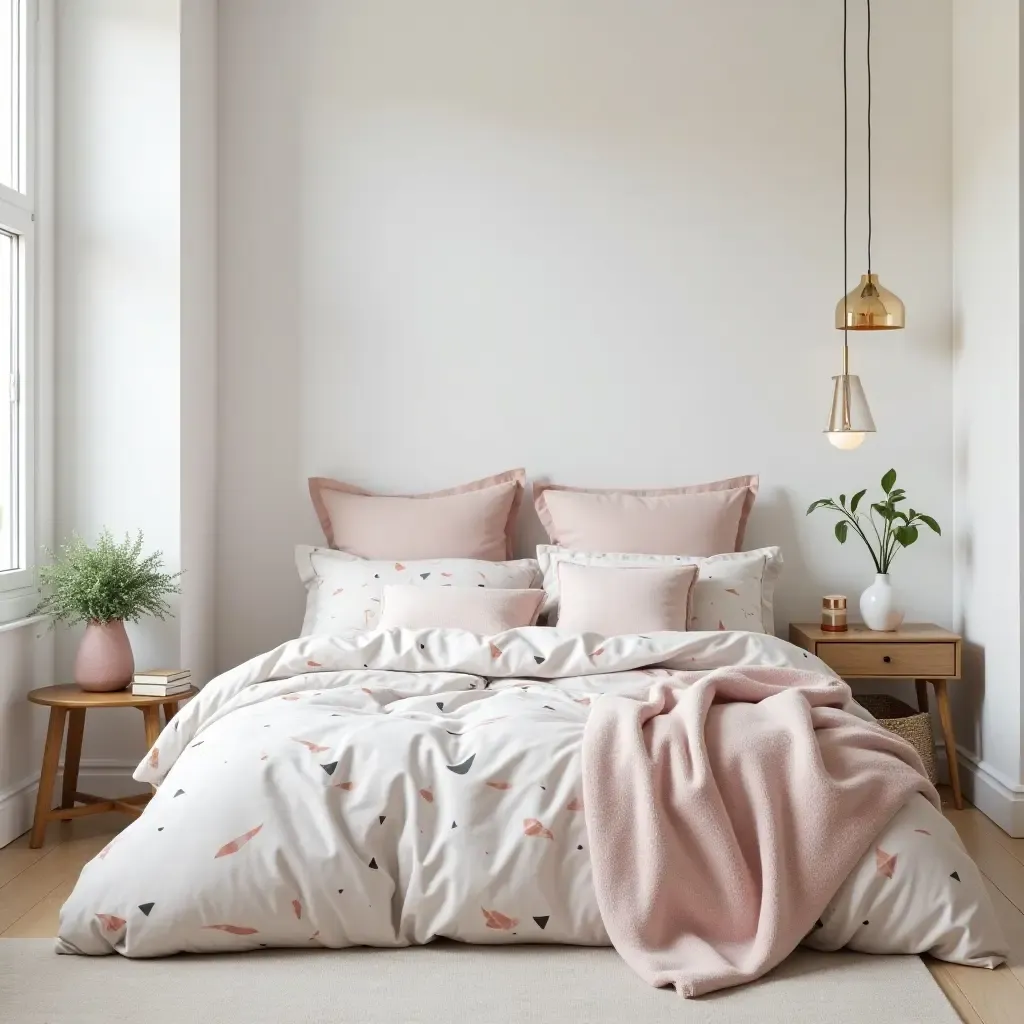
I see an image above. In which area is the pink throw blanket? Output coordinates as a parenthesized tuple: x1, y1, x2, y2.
(582, 666, 937, 997)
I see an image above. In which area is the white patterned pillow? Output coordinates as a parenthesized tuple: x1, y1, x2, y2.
(296, 546, 541, 636)
(537, 545, 782, 635)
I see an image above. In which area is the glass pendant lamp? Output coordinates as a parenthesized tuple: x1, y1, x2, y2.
(825, 349, 875, 451)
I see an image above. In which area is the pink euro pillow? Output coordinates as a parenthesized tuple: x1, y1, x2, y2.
(308, 468, 525, 561)
(534, 475, 758, 556)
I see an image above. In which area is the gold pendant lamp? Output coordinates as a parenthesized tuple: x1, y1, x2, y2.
(834, 0, 905, 331)
(826, 0, 901, 450)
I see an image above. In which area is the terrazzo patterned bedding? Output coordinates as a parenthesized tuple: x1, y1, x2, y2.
(56, 628, 1004, 970)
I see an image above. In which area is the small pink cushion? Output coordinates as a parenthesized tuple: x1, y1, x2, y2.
(554, 562, 698, 635)
(534, 476, 758, 556)
(377, 586, 544, 633)
(309, 469, 525, 561)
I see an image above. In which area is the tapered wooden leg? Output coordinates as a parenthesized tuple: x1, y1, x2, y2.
(61, 709, 86, 811)
(30, 706, 68, 848)
(141, 705, 163, 750)
(915, 679, 929, 713)
(162, 700, 179, 728)
(932, 679, 963, 810)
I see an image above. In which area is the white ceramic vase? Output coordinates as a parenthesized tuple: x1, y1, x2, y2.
(859, 573, 905, 631)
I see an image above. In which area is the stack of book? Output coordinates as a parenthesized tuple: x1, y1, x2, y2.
(132, 669, 191, 697)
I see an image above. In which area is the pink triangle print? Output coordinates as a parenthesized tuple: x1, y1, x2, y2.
(875, 846, 898, 879)
(214, 824, 263, 859)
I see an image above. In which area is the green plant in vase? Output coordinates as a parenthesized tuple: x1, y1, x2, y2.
(806, 468, 941, 631)
(34, 529, 182, 691)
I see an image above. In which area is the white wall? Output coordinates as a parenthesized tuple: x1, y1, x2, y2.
(216, 0, 954, 669)
(0, 627, 54, 845)
(53, 0, 216, 781)
(56, 0, 181, 780)
(180, 0, 218, 690)
(951, 0, 1023, 833)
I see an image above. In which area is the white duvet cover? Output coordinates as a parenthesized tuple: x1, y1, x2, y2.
(57, 628, 1004, 969)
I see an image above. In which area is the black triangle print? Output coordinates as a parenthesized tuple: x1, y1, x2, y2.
(534, 656, 544, 665)
(533, 916, 549, 930)
(368, 857, 378, 870)
(138, 902, 154, 917)
(419, 644, 425, 651)
(420, 572, 431, 580)
(446, 754, 476, 775)
(814, 919, 824, 930)
(337, 889, 344, 894)
(951, 871, 961, 882)
(157, 827, 164, 831)
(379, 815, 386, 825)
(451, 821, 457, 829)
(321, 761, 338, 776)
(173, 789, 185, 798)
(436, 702, 445, 711)
(543, 705, 555, 710)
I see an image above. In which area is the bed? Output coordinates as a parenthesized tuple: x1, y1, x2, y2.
(53, 471, 1009, 995)
(55, 626, 1006, 993)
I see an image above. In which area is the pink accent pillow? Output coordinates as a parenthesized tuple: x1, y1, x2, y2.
(554, 562, 699, 635)
(534, 475, 758, 556)
(308, 469, 525, 561)
(377, 586, 544, 633)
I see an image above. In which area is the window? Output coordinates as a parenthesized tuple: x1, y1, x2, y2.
(0, 0, 36, 615)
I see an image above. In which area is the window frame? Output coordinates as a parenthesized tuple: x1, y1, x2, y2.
(0, 0, 44, 624)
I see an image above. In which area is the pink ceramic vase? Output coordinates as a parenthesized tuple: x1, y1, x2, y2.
(74, 619, 135, 692)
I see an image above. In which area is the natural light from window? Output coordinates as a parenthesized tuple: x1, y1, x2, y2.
(0, 0, 32, 588)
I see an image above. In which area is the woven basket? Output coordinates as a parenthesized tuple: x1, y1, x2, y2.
(856, 694, 938, 785)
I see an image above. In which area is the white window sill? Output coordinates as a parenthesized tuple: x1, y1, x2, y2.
(0, 612, 46, 635)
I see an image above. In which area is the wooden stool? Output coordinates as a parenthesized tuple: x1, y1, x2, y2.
(27, 684, 198, 849)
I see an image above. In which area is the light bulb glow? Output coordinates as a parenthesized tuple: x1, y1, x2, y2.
(827, 431, 866, 451)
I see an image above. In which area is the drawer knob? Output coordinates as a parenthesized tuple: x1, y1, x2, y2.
(882, 656, 891, 663)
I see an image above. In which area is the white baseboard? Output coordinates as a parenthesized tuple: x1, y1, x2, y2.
(0, 775, 37, 847)
(0, 760, 145, 848)
(936, 747, 1024, 838)
(74, 759, 147, 799)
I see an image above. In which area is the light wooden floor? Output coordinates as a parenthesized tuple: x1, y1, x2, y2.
(1, 794, 1023, 1022)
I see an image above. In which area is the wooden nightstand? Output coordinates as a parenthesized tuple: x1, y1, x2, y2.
(27, 684, 199, 848)
(789, 623, 964, 809)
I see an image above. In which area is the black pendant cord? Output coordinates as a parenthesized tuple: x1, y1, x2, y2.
(842, 0, 849, 367)
(866, 0, 872, 275)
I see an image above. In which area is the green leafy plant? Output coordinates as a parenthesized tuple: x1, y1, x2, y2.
(34, 529, 182, 626)
(806, 468, 941, 574)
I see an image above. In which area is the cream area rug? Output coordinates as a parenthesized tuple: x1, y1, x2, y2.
(0, 941, 958, 1024)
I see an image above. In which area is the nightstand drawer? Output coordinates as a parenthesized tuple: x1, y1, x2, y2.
(817, 642, 957, 678)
